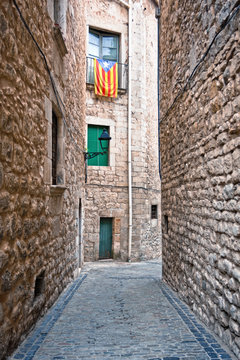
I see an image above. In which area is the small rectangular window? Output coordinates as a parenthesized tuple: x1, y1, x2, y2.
(52, 110, 58, 185)
(34, 271, 45, 299)
(151, 205, 158, 219)
(164, 215, 169, 234)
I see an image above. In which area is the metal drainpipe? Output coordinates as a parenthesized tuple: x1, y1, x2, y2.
(156, 2, 161, 180)
(116, 0, 132, 262)
(127, 0, 132, 262)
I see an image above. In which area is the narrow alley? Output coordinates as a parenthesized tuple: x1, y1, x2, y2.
(10, 261, 235, 360)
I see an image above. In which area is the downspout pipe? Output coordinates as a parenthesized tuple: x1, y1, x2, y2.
(117, 0, 130, 8)
(116, 0, 132, 262)
(127, 0, 132, 262)
(156, 4, 161, 180)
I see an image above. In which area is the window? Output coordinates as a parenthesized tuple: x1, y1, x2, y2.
(87, 28, 128, 90)
(87, 125, 109, 166)
(89, 29, 119, 62)
(87, 29, 120, 85)
(52, 110, 58, 185)
(34, 271, 45, 300)
(151, 205, 158, 219)
(44, 97, 65, 188)
(51, 109, 65, 186)
(164, 215, 169, 234)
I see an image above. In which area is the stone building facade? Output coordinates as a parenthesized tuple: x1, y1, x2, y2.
(0, 0, 86, 358)
(84, 0, 161, 262)
(160, 0, 240, 357)
(0, 0, 161, 357)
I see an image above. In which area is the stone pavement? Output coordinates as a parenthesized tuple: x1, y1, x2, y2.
(10, 261, 236, 360)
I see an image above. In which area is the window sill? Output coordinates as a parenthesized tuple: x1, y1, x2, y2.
(151, 219, 158, 227)
(50, 185, 67, 195)
(53, 25, 68, 57)
(86, 83, 127, 95)
(87, 165, 110, 168)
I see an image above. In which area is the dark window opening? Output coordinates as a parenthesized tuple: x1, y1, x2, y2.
(34, 271, 45, 299)
(151, 205, 158, 219)
(52, 110, 58, 185)
(164, 215, 169, 234)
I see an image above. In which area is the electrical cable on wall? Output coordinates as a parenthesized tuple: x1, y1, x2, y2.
(12, 0, 84, 154)
(160, 2, 240, 124)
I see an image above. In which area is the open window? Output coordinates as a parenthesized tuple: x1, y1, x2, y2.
(86, 28, 127, 90)
(87, 29, 119, 84)
(89, 29, 119, 62)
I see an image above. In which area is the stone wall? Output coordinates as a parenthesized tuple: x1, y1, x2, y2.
(131, 0, 161, 261)
(84, 0, 161, 262)
(160, 0, 240, 356)
(0, 0, 86, 358)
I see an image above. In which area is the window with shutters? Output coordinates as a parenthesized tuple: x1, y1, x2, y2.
(87, 29, 118, 85)
(87, 125, 109, 166)
(89, 29, 119, 63)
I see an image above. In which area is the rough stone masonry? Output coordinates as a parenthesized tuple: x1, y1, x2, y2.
(0, 1, 86, 358)
(160, 0, 240, 358)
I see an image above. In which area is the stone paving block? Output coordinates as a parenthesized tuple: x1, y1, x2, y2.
(10, 261, 236, 360)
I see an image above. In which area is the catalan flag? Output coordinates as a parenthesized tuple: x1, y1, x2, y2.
(94, 58, 118, 98)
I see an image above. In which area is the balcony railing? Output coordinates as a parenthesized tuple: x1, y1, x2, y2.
(86, 57, 128, 91)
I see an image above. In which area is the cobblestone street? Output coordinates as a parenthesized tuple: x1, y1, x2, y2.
(10, 261, 235, 360)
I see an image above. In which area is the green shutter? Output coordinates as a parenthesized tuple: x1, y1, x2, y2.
(99, 218, 112, 259)
(87, 125, 109, 166)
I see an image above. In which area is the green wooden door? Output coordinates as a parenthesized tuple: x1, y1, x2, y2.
(99, 218, 112, 259)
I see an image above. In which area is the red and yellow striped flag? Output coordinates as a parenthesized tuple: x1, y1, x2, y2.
(94, 58, 118, 98)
